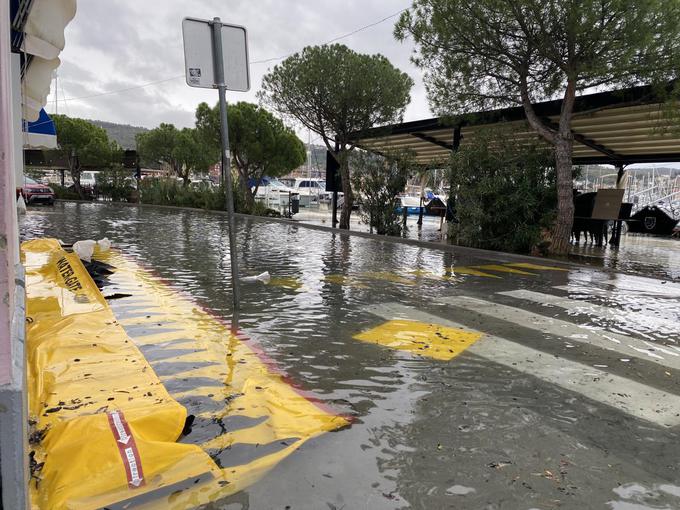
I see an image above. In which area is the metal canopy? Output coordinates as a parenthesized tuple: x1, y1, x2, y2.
(353, 84, 680, 166)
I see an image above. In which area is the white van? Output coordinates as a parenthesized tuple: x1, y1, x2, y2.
(80, 171, 98, 189)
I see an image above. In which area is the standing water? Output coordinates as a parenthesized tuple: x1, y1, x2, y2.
(21, 202, 680, 509)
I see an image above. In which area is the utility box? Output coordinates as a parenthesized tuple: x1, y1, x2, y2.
(325, 151, 342, 192)
(290, 193, 300, 214)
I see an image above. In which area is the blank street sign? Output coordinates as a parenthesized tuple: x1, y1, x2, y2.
(182, 17, 250, 91)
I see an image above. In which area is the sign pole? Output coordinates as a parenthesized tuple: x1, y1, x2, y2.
(210, 17, 241, 312)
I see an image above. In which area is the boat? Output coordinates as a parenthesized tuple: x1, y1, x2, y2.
(291, 178, 327, 206)
(252, 177, 294, 208)
(626, 205, 680, 235)
(395, 193, 448, 216)
(395, 195, 421, 215)
(424, 196, 446, 216)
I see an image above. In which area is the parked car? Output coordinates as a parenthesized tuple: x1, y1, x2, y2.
(16, 176, 55, 205)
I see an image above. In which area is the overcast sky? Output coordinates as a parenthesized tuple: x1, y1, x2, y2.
(46, 0, 426, 140)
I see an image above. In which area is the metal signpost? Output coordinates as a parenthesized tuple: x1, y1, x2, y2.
(182, 17, 250, 313)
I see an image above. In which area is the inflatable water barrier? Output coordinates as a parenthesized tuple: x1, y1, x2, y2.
(23, 239, 349, 509)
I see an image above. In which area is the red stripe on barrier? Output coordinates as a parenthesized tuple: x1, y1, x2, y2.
(107, 411, 146, 489)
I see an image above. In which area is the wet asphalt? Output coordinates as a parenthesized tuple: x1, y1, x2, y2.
(21, 201, 680, 510)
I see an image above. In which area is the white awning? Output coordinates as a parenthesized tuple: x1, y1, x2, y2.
(19, 0, 76, 121)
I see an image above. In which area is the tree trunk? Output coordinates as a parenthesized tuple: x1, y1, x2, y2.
(238, 170, 254, 211)
(520, 76, 577, 256)
(552, 136, 575, 255)
(177, 163, 189, 187)
(339, 151, 353, 229)
(69, 154, 83, 200)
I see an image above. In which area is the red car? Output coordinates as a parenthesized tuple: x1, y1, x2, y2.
(16, 176, 55, 205)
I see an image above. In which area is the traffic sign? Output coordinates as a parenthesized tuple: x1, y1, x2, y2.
(182, 16, 249, 314)
(182, 17, 250, 91)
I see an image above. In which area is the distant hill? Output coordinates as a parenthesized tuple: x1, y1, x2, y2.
(88, 120, 148, 150)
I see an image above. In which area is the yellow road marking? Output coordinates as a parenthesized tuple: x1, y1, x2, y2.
(269, 276, 303, 290)
(361, 271, 416, 285)
(353, 319, 483, 361)
(410, 269, 453, 281)
(504, 262, 568, 271)
(323, 274, 368, 288)
(451, 266, 503, 278)
(473, 264, 537, 275)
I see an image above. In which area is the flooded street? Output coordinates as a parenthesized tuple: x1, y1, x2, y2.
(571, 234, 680, 281)
(21, 202, 680, 509)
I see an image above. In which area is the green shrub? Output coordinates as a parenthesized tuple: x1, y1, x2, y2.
(352, 150, 414, 236)
(448, 127, 558, 254)
(138, 178, 216, 209)
(95, 166, 136, 202)
(51, 184, 81, 200)
(84, 176, 283, 218)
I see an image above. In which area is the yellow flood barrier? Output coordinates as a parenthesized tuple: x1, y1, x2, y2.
(96, 249, 350, 506)
(23, 239, 349, 509)
(353, 319, 482, 361)
(23, 239, 219, 509)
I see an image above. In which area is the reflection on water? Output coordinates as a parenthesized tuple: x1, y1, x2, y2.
(19, 202, 680, 509)
(609, 482, 680, 509)
(571, 233, 680, 280)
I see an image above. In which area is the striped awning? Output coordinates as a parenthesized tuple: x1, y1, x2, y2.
(353, 84, 680, 166)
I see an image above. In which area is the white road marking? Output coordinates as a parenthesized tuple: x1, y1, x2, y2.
(441, 296, 680, 369)
(600, 275, 680, 297)
(553, 285, 680, 323)
(554, 284, 680, 305)
(498, 289, 680, 337)
(368, 302, 680, 427)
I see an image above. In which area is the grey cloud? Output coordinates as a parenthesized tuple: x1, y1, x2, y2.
(50, 0, 430, 129)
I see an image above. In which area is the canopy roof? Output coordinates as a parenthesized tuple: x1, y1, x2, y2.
(353, 84, 680, 166)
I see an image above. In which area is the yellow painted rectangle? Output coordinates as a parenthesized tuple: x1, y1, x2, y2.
(353, 319, 483, 360)
(323, 274, 368, 288)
